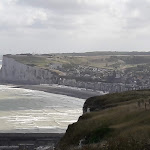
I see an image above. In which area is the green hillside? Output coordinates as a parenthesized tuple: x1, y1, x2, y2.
(57, 90, 150, 150)
(6, 53, 150, 70)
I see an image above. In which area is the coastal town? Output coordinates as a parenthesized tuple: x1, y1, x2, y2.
(57, 64, 150, 93)
(45, 54, 150, 93)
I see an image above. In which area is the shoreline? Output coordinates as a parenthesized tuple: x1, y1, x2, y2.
(13, 84, 105, 99)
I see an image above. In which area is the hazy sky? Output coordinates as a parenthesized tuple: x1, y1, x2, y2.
(0, 0, 150, 54)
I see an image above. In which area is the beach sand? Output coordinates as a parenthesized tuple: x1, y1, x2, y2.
(15, 84, 104, 99)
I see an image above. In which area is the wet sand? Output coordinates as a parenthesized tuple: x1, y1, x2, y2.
(15, 84, 104, 99)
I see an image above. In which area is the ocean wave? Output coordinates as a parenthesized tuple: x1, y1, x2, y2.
(0, 84, 84, 132)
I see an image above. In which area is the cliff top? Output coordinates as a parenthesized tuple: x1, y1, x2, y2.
(4, 53, 150, 71)
(4, 54, 57, 68)
(4, 53, 150, 82)
(4, 54, 66, 76)
(58, 89, 150, 150)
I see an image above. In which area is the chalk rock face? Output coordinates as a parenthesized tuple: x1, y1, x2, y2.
(0, 56, 55, 84)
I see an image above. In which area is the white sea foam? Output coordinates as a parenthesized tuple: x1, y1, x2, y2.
(0, 85, 85, 133)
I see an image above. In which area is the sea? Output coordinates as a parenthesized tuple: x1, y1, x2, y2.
(0, 58, 2, 68)
(0, 58, 85, 133)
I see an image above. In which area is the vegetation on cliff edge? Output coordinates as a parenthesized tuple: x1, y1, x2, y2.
(57, 90, 150, 150)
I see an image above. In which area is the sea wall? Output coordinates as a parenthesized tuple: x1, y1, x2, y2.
(0, 56, 56, 84)
(58, 78, 149, 93)
(0, 133, 64, 149)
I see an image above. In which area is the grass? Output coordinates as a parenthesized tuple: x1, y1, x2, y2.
(6, 54, 150, 72)
(9, 55, 49, 67)
(84, 90, 150, 111)
(57, 90, 150, 150)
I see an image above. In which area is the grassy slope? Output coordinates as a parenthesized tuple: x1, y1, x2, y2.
(7, 54, 150, 71)
(7, 55, 51, 67)
(6, 55, 67, 75)
(58, 90, 150, 150)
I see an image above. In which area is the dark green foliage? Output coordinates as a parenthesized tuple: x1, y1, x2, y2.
(62, 63, 77, 70)
(85, 126, 113, 144)
(84, 90, 150, 112)
(106, 55, 150, 65)
(106, 136, 149, 150)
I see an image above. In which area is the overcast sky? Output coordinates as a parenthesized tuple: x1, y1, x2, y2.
(0, 0, 150, 54)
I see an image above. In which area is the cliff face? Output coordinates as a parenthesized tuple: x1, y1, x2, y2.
(0, 56, 57, 84)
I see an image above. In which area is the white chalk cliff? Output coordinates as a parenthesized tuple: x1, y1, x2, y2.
(0, 56, 57, 84)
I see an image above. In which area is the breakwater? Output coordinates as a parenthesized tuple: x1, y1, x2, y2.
(0, 133, 64, 150)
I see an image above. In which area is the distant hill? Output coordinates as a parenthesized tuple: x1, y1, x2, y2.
(59, 51, 150, 56)
(5, 51, 150, 70)
(57, 90, 150, 150)
(4, 53, 150, 92)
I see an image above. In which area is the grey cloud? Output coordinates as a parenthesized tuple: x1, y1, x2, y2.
(17, 0, 101, 14)
(1, 0, 150, 53)
(29, 21, 48, 29)
(29, 16, 76, 30)
(124, 0, 150, 29)
(18, 0, 90, 13)
(15, 0, 95, 30)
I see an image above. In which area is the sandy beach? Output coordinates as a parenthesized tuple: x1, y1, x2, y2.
(15, 84, 104, 99)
